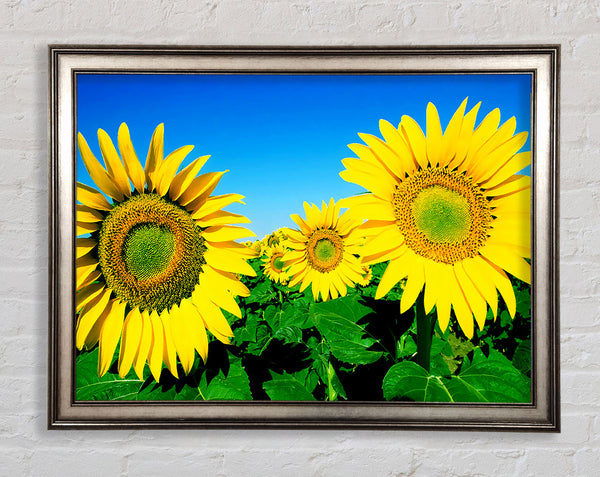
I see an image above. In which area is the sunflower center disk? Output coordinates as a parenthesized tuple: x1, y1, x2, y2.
(98, 194, 206, 313)
(393, 167, 491, 264)
(307, 229, 343, 272)
(124, 224, 176, 281)
(272, 255, 286, 272)
(412, 185, 471, 243)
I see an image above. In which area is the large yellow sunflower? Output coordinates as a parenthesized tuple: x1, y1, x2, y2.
(76, 123, 256, 381)
(340, 99, 531, 338)
(262, 244, 291, 284)
(284, 199, 364, 301)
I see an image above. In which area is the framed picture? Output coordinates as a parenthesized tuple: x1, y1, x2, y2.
(48, 45, 560, 430)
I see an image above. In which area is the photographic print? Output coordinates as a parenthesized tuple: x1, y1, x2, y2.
(49, 46, 559, 429)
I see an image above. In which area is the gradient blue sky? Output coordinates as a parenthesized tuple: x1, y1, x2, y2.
(77, 73, 532, 239)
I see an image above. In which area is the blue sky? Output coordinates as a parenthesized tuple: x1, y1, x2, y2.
(77, 73, 532, 239)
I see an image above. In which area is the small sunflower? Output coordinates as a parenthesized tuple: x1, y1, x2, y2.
(284, 199, 364, 301)
(262, 244, 291, 284)
(340, 99, 531, 338)
(76, 123, 256, 381)
(358, 265, 373, 287)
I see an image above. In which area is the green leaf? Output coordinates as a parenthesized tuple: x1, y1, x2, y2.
(382, 361, 452, 402)
(383, 351, 531, 403)
(76, 348, 143, 401)
(309, 296, 383, 365)
(200, 355, 252, 400)
(274, 325, 303, 344)
(446, 351, 531, 403)
(263, 370, 317, 401)
(512, 339, 531, 376)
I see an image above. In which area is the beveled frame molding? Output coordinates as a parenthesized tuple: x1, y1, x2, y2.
(49, 45, 560, 430)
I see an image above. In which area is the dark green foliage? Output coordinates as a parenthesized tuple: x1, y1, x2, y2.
(76, 258, 531, 402)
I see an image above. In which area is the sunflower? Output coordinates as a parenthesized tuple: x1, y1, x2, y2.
(284, 199, 364, 301)
(340, 99, 531, 338)
(76, 123, 256, 381)
(358, 265, 373, 287)
(262, 244, 291, 284)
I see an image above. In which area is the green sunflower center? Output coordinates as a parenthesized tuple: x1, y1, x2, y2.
(314, 239, 336, 263)
(411, 185, 471, 243)
(307, 229, 344, 272)
(392, 167, 491, 264)
(98, 193, 206, 313)
(124, 224, 176, 281)
(272, 255, 286, 272)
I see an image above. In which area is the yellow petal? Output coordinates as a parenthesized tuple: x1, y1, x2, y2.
(77, 183, 112, 211)
(169, 304, 196, 375)
(379, 119, 416, 175)
(375, 250, 412, 299)
(400, 259, 425, 313)
(198, 273, 242, 319)
(357, 132, 404, 180)
(426, 102, 444, 167)
(423, 260, 442, 314)
(77, 270, 101, 291)
(144, 123, 164, 192)
(148, 310, 164, 382)
(77, 221, 100, 236)
(400, 115, 428, 169)
(485, 174, 530, 197)
(488, 218, 531, 250)
(156, 145, 194, 197)
(179, 170, 226, 207)
(339, 168, 395, 202)
(454, 262, 487, 331)
(195, 210, 251, 228)
(192, 291, 234, 343)
(160, 310, 179, 379)
(75, 288, 111, 350)
(338, 194, 397, 222)
(203, 225, 256, 243)
(462, 256, 499, 319)
(466, 116, 516, 177)
(450, 101, 481, 169)
(98, 128, 131, 197)
(76, 254, 98, 289)
(191, 193, 245, 219)
(481, 258, 517, 318)
(463, 108, 501, 170)
(77, 204, 104, 223)
(472, 132, 529, 184)
(118, 123, 146, 194)
(206, 265, 251, 297)
(440, 98, 468, 167)
(449, 275, 474, 339)
(434, 264, 455, 332)
(76, 282, 104, 313)
(98, 300, 126, 377)
(492, 189, 531, 214)
(204, 247, 256, 276)
(360, 226, 404, 257)
(77, 132, 124, 201)
(180, 299, 208, 363)
(169, 155, 210, 201)
(76, 237, 96, 258)
(133, 310, 152, 380)
(118, 307, 143, 378)
(480, 243, 531, 284)
(482, 152, 531, 190)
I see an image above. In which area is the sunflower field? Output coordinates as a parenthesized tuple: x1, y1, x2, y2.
(75, 99, 532, 403)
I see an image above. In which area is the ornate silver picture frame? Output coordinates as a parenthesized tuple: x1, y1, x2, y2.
(49, 46, 559, 430)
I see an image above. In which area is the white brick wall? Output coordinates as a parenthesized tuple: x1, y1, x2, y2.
(0, 0, 598, 475)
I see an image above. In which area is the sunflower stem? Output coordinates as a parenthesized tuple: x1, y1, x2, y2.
(415, 293, 435, 372)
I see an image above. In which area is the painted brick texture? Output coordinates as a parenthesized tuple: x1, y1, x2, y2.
(0, 0, 598, 475)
